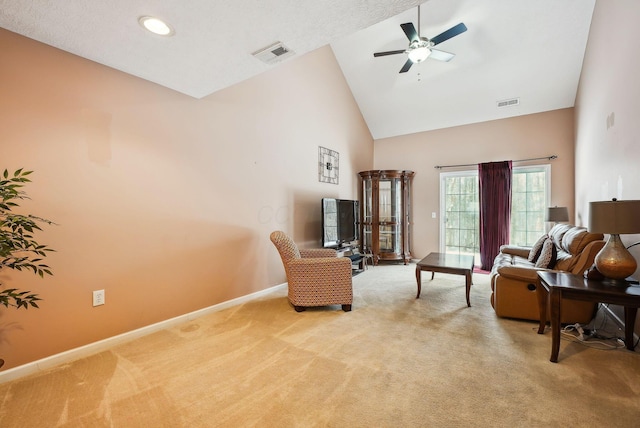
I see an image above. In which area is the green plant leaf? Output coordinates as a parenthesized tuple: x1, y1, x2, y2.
(0, 168, 54, 310)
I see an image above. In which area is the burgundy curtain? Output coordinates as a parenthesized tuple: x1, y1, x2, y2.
(479, 161, 512, 271)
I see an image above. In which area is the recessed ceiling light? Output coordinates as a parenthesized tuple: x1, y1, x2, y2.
(138, 16, 174, 36)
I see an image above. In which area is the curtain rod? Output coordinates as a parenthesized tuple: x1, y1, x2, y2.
(434, 155, 557, 170)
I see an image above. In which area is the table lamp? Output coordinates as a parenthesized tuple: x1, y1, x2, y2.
(545, 206, 569, 223)
(588, 199, 640, 283)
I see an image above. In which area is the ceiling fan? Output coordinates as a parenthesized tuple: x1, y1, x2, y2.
(373, 5, 468, 73)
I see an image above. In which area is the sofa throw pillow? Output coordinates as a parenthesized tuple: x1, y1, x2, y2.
(528, 234, 548, 262)
(535, 238, 557, 269)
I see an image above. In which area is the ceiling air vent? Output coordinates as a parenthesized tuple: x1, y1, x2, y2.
(497, 98, 520, 108)
(252, 42, 295, 65)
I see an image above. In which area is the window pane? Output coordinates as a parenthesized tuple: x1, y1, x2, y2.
(509, 167, 548, 246)
(528, 172, 545, 191)
(446, 178, 459, 194)
(446, 228, 459, 246)
(512, 192, 526, 211)
(511, 230, 527, 246)
(511, 211, 526, 231)
(446, 194, 460, 212)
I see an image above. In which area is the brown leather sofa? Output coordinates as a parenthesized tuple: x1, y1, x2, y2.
(490, 224, 605, 323)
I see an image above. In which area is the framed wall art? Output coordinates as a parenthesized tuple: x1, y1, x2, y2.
(318, 146, 339, 184)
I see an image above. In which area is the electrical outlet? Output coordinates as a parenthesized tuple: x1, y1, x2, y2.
(93, 290, 105, 307)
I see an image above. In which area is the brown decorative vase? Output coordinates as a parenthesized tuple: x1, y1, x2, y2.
(594, 234, 637, 282)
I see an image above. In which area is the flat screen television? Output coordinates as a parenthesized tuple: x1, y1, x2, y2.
(321, 198, 359, 248)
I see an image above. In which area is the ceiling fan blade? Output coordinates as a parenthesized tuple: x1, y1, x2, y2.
(399, 58, 413, 73)
(400, 22, 419, 43)
(373, 49, 406, 57)
(429, 49, 455, 62)
(431, 22, 467, 46)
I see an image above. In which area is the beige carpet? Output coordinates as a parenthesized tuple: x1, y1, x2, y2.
(1, 264, 639, 427)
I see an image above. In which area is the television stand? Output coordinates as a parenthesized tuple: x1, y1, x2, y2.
(348, 253, 365, 270)
(336, 246, 367, 272)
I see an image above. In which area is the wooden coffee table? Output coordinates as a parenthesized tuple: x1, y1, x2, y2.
(415, 252, 475, 307)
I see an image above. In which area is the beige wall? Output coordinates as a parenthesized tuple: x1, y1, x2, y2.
(0, 28, 373, 369)
(575, 0, 640, 332)
(373, 108, 576, 259)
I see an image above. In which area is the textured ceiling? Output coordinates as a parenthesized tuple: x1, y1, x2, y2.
(0, 0, 595, 139)
(0, 0, 423, 98)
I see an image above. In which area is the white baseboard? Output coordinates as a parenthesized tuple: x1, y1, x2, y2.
(0, 283, 286, 384)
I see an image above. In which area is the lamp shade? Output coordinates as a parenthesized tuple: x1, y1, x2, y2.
(545, 206, 569, 222)
(588, 199, 640, 234)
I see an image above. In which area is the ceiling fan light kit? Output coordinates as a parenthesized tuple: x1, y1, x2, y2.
(373, 5, 467, 73)
(407, 43, 431, 63)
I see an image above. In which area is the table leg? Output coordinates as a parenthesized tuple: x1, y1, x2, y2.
(465, 271, 472, 307)
(624, 307, 638, 351)
(415, 267, 421, 299)
(549, 288, 562, 363)
(536, 284, 548, 335)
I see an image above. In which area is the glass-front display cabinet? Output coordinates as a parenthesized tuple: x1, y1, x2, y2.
(358, 170, 414, 264)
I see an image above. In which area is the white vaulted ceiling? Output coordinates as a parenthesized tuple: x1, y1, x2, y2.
(331, 0, 596, 139)
(0, 0, 595, 139)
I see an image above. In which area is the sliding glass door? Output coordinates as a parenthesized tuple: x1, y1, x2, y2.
(441, 171, 479, 257)
(440, 165, 550, 256)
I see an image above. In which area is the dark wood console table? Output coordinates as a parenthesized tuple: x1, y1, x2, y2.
(537, 271, 640, 363)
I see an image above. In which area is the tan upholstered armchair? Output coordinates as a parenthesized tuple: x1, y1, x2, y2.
(270, 231, 353, 312)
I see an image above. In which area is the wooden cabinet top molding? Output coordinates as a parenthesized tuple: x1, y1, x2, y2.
(358, 170, 415, 179)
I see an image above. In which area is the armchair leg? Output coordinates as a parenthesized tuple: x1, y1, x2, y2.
(342, 304, 352, 312)
(294, 305, 306, 312)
